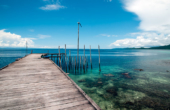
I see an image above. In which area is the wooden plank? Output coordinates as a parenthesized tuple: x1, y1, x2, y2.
(0, 79, 71, 87)
(0, 88, 79, 100)
(36, 100, 89, 110)
(1, 94, 84, 110)
(0, 82, 74, 91)
(0, 80, 73, 91)
(0, 85, 76, 96)
(0, 91, 81, 105)
(19, 97, 87, 110)
(0, 54, 101, 110)
(0, 74, 67, 82)
(63, 104, 95, 110)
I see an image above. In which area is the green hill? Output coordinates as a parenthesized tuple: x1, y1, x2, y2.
(123, 44, 170, 49)
(149, 45, 170, 49)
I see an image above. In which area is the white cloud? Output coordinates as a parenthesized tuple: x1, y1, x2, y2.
(111, 0, 170, 48)
(40, 0, 66, 11)
(100, 34, 111, 37)
(123, 0, 170, 34)
(100, 34, 117, 37)
(40, 4, 65, 10)
(110, 32, 170, 48)
(0, 29, 34, 47)
(37, 34, 51, 39)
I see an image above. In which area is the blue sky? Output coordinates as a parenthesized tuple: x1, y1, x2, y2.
(0, 0, 170, 48)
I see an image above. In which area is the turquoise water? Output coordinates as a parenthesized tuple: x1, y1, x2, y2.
(1, 49, 170, 110)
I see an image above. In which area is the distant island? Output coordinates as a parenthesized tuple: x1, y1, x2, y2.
(126, 44, 170, 49)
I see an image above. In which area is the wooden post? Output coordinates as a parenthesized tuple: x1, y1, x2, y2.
(65, 44, 67, 72)
(69, 50, 71, 70)
(31, 50, 33, 54)
(55, 55, 56, 63)
(84, 56, 86, 72)
(80, 56, 81, 69)
(98, 45, 101, 71)
(90, 45, 92, 69)
(67, 56, 69, 71)
(59, 46, 61, 68)
(86, 56, 88, 68)
(75, 56, 76, 72)
(83, 45, 85, 73)
(57, 54, 58, 65)
(72, 57, 73, 69)
(62, 54, 63, 66)
(77, 22, 80, 71)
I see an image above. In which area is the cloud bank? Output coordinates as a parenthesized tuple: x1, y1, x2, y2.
(0, 29, 34, 47)
(111, 32, 170, 48)
(111, 0, 170, 48)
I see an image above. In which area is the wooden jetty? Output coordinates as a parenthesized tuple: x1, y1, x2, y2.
(0, 54, 101, 110)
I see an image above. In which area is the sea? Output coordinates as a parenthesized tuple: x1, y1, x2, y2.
(0, 48, 170, 110)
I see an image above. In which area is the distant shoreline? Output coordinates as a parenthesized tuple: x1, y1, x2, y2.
(124, 44, 170, 50)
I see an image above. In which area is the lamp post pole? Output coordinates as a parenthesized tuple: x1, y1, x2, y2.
(77, 22, 79, 69)
(77, 22, 82, 69)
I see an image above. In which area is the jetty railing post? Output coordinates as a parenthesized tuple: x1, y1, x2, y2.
(83, 45, 85, 73)
(98, 45, 101, 71)
(90, 45, 92, 69)
(84, 57, 87, 70)
(55, 56, 56, 63)
(59, 46, 61, 68)
(80, 56, 81, 69)
(69, 50, 71, 70)
(72, 57, 73, 69)
(65, 44, 67, 72)
(86, 56, 88, 69)
(67, 56, 69, 71)
(31, 50, 33, 54)
(62, 54, 63, 67)
(57, 54, 58, 65)
(75, 56, 76, 73)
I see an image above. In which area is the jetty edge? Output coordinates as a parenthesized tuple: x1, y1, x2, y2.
(0, 54, 101, 110)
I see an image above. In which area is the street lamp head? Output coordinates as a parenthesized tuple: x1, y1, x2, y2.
(77, 22, 80, 24)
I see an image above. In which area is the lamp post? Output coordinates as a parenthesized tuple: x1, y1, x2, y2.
(77, 22, 82, 69)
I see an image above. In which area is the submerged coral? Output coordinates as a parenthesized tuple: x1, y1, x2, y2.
(134, 69, 144, 71)
(103, 74, 114, 77)
(122, 73, 131, 79)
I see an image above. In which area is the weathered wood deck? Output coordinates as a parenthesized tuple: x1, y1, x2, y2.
(0, 54, 101, 110)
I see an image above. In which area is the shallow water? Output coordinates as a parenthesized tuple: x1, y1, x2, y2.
(1, 48, 170, 110)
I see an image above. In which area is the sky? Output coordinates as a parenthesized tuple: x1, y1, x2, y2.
(0, 0, 170, 49)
